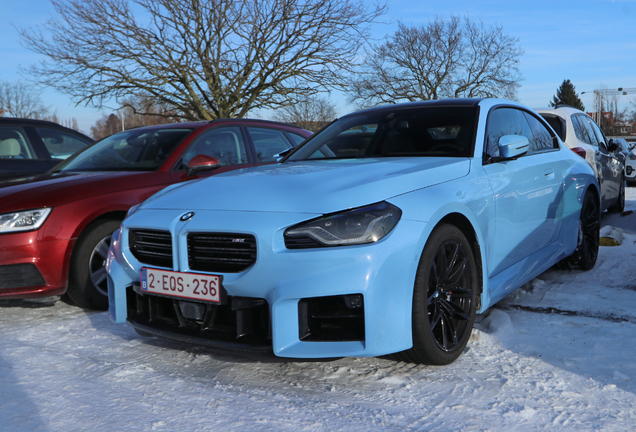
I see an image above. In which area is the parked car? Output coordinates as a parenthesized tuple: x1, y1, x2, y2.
(0, 119, 311, 309)
(626, 148, 636, 185)
(613, 137, 632, 160)
(0, 117, 94, 181)
(107, 99, 600, 365)
(536, 106, 625, 212)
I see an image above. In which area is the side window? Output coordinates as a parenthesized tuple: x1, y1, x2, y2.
(571, 115, 592, 144)
(523, 112, 558, 153)
(35, 127, 91, 159)
(180, 127, 248, 168)
(587, 117, 607, 147)
(247, 127, 293, 162)
(579, 115, 599, 147)
(287, 132, 308, 146)
(485, 108, 533, 157)
(0, 126, 37, 159)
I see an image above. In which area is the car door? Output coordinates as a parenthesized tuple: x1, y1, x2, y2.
(0, 126, 52, 180)
(481, 107, 562, 277)
(585, 116, 622, 206)
(575, 114, 614, 207)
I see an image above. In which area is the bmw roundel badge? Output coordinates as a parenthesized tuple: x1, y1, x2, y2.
(180, 212, 195, 221)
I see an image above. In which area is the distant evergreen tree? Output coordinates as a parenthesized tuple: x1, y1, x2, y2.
(549, 79, 585, 111)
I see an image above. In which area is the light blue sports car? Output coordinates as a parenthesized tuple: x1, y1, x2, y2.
(107, 99, 600, 365)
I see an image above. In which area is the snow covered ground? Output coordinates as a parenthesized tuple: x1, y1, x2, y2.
(2, 191, 636, 432)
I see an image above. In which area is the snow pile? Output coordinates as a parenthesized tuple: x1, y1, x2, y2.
(600, 225, 626, 246)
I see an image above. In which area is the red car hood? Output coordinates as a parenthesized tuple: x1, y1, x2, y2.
(0, 171, 169, 212)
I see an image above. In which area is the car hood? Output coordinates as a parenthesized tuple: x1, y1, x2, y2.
(0, 171, 165, 211)
(142, 158, 471, 214)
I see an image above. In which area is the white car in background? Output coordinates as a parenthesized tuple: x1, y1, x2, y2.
(537, 106, 625, 212)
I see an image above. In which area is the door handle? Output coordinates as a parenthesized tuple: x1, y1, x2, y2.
(544, 169, 555, 180)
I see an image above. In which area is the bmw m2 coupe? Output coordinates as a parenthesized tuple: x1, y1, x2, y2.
(107, 99, 599, 365)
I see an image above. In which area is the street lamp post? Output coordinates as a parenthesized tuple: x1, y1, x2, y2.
(116, 106, 126, 131)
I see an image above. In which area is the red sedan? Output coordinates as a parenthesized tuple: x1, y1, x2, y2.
(0, 119, 311, 309)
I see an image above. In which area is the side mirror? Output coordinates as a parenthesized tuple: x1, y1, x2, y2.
(186, 154, 221, 177)
(499, 135, 529, 159)
(607, 139, 619, 152)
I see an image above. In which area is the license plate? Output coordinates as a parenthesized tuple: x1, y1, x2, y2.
(140, 267, 221, 303)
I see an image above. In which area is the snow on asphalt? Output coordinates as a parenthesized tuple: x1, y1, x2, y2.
(2, 190, 636, 432)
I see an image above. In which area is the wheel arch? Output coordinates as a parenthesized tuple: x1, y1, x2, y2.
(72, 211, 127, 241)
(586, 182, 600, 208)
(432, 212, 484, 307)
(67, 212, 127, 309)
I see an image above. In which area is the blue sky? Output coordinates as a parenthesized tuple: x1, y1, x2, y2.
(1, 0, 635, 134)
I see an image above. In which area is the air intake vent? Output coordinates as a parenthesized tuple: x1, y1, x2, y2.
(284, 236, 323, 249)
(188, 233, 256, 273)
(129, 229, 173, 268)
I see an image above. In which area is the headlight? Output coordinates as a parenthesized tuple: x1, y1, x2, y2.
(0, 208, 52, 233)
(629, 152, 636, 160)
(284, 202, 402, 248)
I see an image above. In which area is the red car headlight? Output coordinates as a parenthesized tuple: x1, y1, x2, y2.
(0, 208, 52, 233)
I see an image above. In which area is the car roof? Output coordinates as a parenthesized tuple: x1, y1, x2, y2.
(128, 118, 307, 132)
(343, 98, 484, 118)
(0, 116, 89, 130)
(535, 106, 587, 117)
(0, 117, 94, 140)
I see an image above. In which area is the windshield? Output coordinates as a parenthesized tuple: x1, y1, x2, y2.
(287, 106, 477, 161)
(55, 128, 193, 172)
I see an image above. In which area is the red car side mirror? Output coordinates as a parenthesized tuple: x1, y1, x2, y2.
(186, 155, 221, 177)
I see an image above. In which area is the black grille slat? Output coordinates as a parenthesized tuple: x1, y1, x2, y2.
(127, 287, 271, 349)
(188, 233, 256, 273)
(0, 264, 46, 289)
(130, 229, 173, 269)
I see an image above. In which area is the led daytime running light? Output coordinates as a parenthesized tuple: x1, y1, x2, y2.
(285, 202, 402, 248)
(288, 213, 393, 245)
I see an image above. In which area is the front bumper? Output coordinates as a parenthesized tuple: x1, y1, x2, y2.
(0, 230, 71, 298)
(107, 208, 430, 359)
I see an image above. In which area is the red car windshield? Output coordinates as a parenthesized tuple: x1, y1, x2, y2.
(55, 128, 193, 172)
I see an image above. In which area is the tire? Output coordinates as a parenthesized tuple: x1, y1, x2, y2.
(559, 191, 600, 270)
(609, 177, 626, 213)
(395, 224, 478, 365)
(66, 219, 122, 310)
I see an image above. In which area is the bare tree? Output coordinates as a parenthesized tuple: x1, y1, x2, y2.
(41, 113, 80, 131)
(90, 95, 186, 140)
(0, 80, 49, 118)
(20, 0, 386, 121)
(348, 16, 523, 107)
(120, 94, 185, 128)
(273, 95, 337, 131)
(90, 114, 124, 141)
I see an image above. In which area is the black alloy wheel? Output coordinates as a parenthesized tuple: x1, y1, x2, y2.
(396, 224, 478, 365)
(576, 191, 600, 270)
